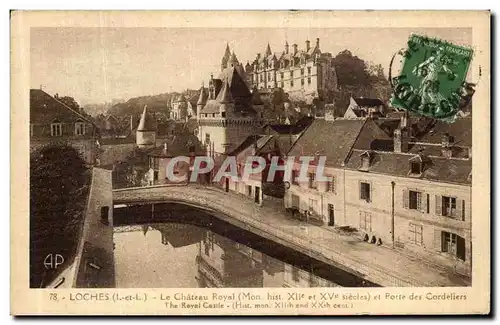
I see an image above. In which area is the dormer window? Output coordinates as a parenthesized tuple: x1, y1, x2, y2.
(51, 121, 62, 137)
(359, 150, 372, 171)
(75, 121, 86, 136)
(408, 154, 428, 176)
(410, 161, 421, 174)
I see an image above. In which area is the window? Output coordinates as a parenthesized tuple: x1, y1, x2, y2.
(205, 133, 211, 144)
(221, 112, 226, 118)
(301, 78, 305, 86)
(51, 122, 62, 137)
(247, 185, 252, 196)
(359, 182, 371, 202)
(308, 173, 316, 189)
(212, 113, 215, 118)
(409, 190, 422, 210)
(280, 72, 284, 79)
(307, 67, 311, 74)
(442, 196, 457, 217)
(410, 162, 421, 174)
(290, 80, 294, 87)
(359, 211, 372, 232)
(291, 170, 299, 185)
(308, 77, 311, 85)
(409, 223, 423, 245)
(327, 176, 335, 193)
(75, 122, 85, 136)
(290, 71, 294, 78)
(301, 68, 304, 75)
(308, 198, 317, 212)
(281, 82, 284, 88)
(441, 231, 466, 261)
(268, 72, 271, 79)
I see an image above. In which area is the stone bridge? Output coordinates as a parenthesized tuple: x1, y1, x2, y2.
(112, 184, 469, 287)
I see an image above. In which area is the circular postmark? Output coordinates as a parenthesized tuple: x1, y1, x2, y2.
(389, 34, 475, 122)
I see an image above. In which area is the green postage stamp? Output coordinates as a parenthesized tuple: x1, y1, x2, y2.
(390, 34, 474, 122)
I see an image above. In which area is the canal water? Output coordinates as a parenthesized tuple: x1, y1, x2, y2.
(112, 203, 379, 288)
(113, 223, 340, 288)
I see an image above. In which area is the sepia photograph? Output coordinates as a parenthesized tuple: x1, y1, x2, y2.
(11, 10, 490, 315)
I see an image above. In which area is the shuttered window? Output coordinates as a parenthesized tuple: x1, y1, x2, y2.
(409, 223, 423, 245)
(359, 211, 372, 232)
(435, 195, 465, 220)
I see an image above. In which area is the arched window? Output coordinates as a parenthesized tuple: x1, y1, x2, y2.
(51, 120, 62, 137)
(75, 119, 86, 136)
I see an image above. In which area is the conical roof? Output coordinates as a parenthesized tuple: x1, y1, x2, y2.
(229, 51, 239, 65)
(197, 86, 208, 105)
(137, 105, 156, 131)
(265, 42, 272, 56)
(217, 80, 234, 104)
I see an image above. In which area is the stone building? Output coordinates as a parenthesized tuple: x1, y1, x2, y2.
(284, 115, 472, 278)
(196, 63, 263, 157)
(244, 38, 338, 103)
(29, 88, 98, 164)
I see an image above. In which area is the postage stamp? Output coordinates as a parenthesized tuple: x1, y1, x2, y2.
(390, 34, 474, 122)
(10, 10, 490, 316)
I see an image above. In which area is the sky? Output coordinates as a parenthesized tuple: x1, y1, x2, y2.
(30, 27, 471, 106)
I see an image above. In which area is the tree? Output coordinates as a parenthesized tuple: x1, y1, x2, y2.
(57, 95, 91, 118)
(30, 145, 90, 287)
(332, 50, 371, 89)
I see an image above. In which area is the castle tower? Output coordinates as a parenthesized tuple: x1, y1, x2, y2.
(221, 43, 231, 71)
(136, 105, 156, 148)
(197, 83, 208, 120)
(265, 42, 272, 56)
(218, 80, 234, 118)
(228, 51, 239, 68)
(284, 41, 289, 54)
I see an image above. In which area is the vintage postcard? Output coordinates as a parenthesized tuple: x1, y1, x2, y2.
(11, 10, 490, 315)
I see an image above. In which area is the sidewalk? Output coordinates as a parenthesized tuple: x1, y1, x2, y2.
(113, 184, 471, 287)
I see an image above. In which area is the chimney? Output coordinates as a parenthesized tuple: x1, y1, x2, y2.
(305, 39, 310, 51)
(400, 110, 409, 128)
(394, 127, 408, 153)
(441, 133, 453, 158)
(293, 44, 298, 55)
(285, 42, 289, 54)
(316, 38, 320, 48)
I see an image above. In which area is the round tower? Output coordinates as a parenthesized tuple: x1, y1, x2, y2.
(136, 105, 157, 148)
(197, 83, 208, 120)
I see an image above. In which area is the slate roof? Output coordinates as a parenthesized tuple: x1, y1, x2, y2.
(352, 97, 384, 107)
(147, 134, 205, 158)
(30, 89, 93, 124)
(353, 118, 394, 151)
(287, 119, 367, 168)
(415, 117, 472, 147)
(345, 149, 471, 185)
(263, 116, 313, 136)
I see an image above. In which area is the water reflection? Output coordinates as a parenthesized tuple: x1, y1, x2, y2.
(113, 223, 339, 288)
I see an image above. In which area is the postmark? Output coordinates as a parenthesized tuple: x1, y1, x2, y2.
(390, 34, 474, 122)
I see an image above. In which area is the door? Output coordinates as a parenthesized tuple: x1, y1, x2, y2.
(328, 204, 335, 226)
(225, 178, 229, 192)
(254, 186, 260, 204)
